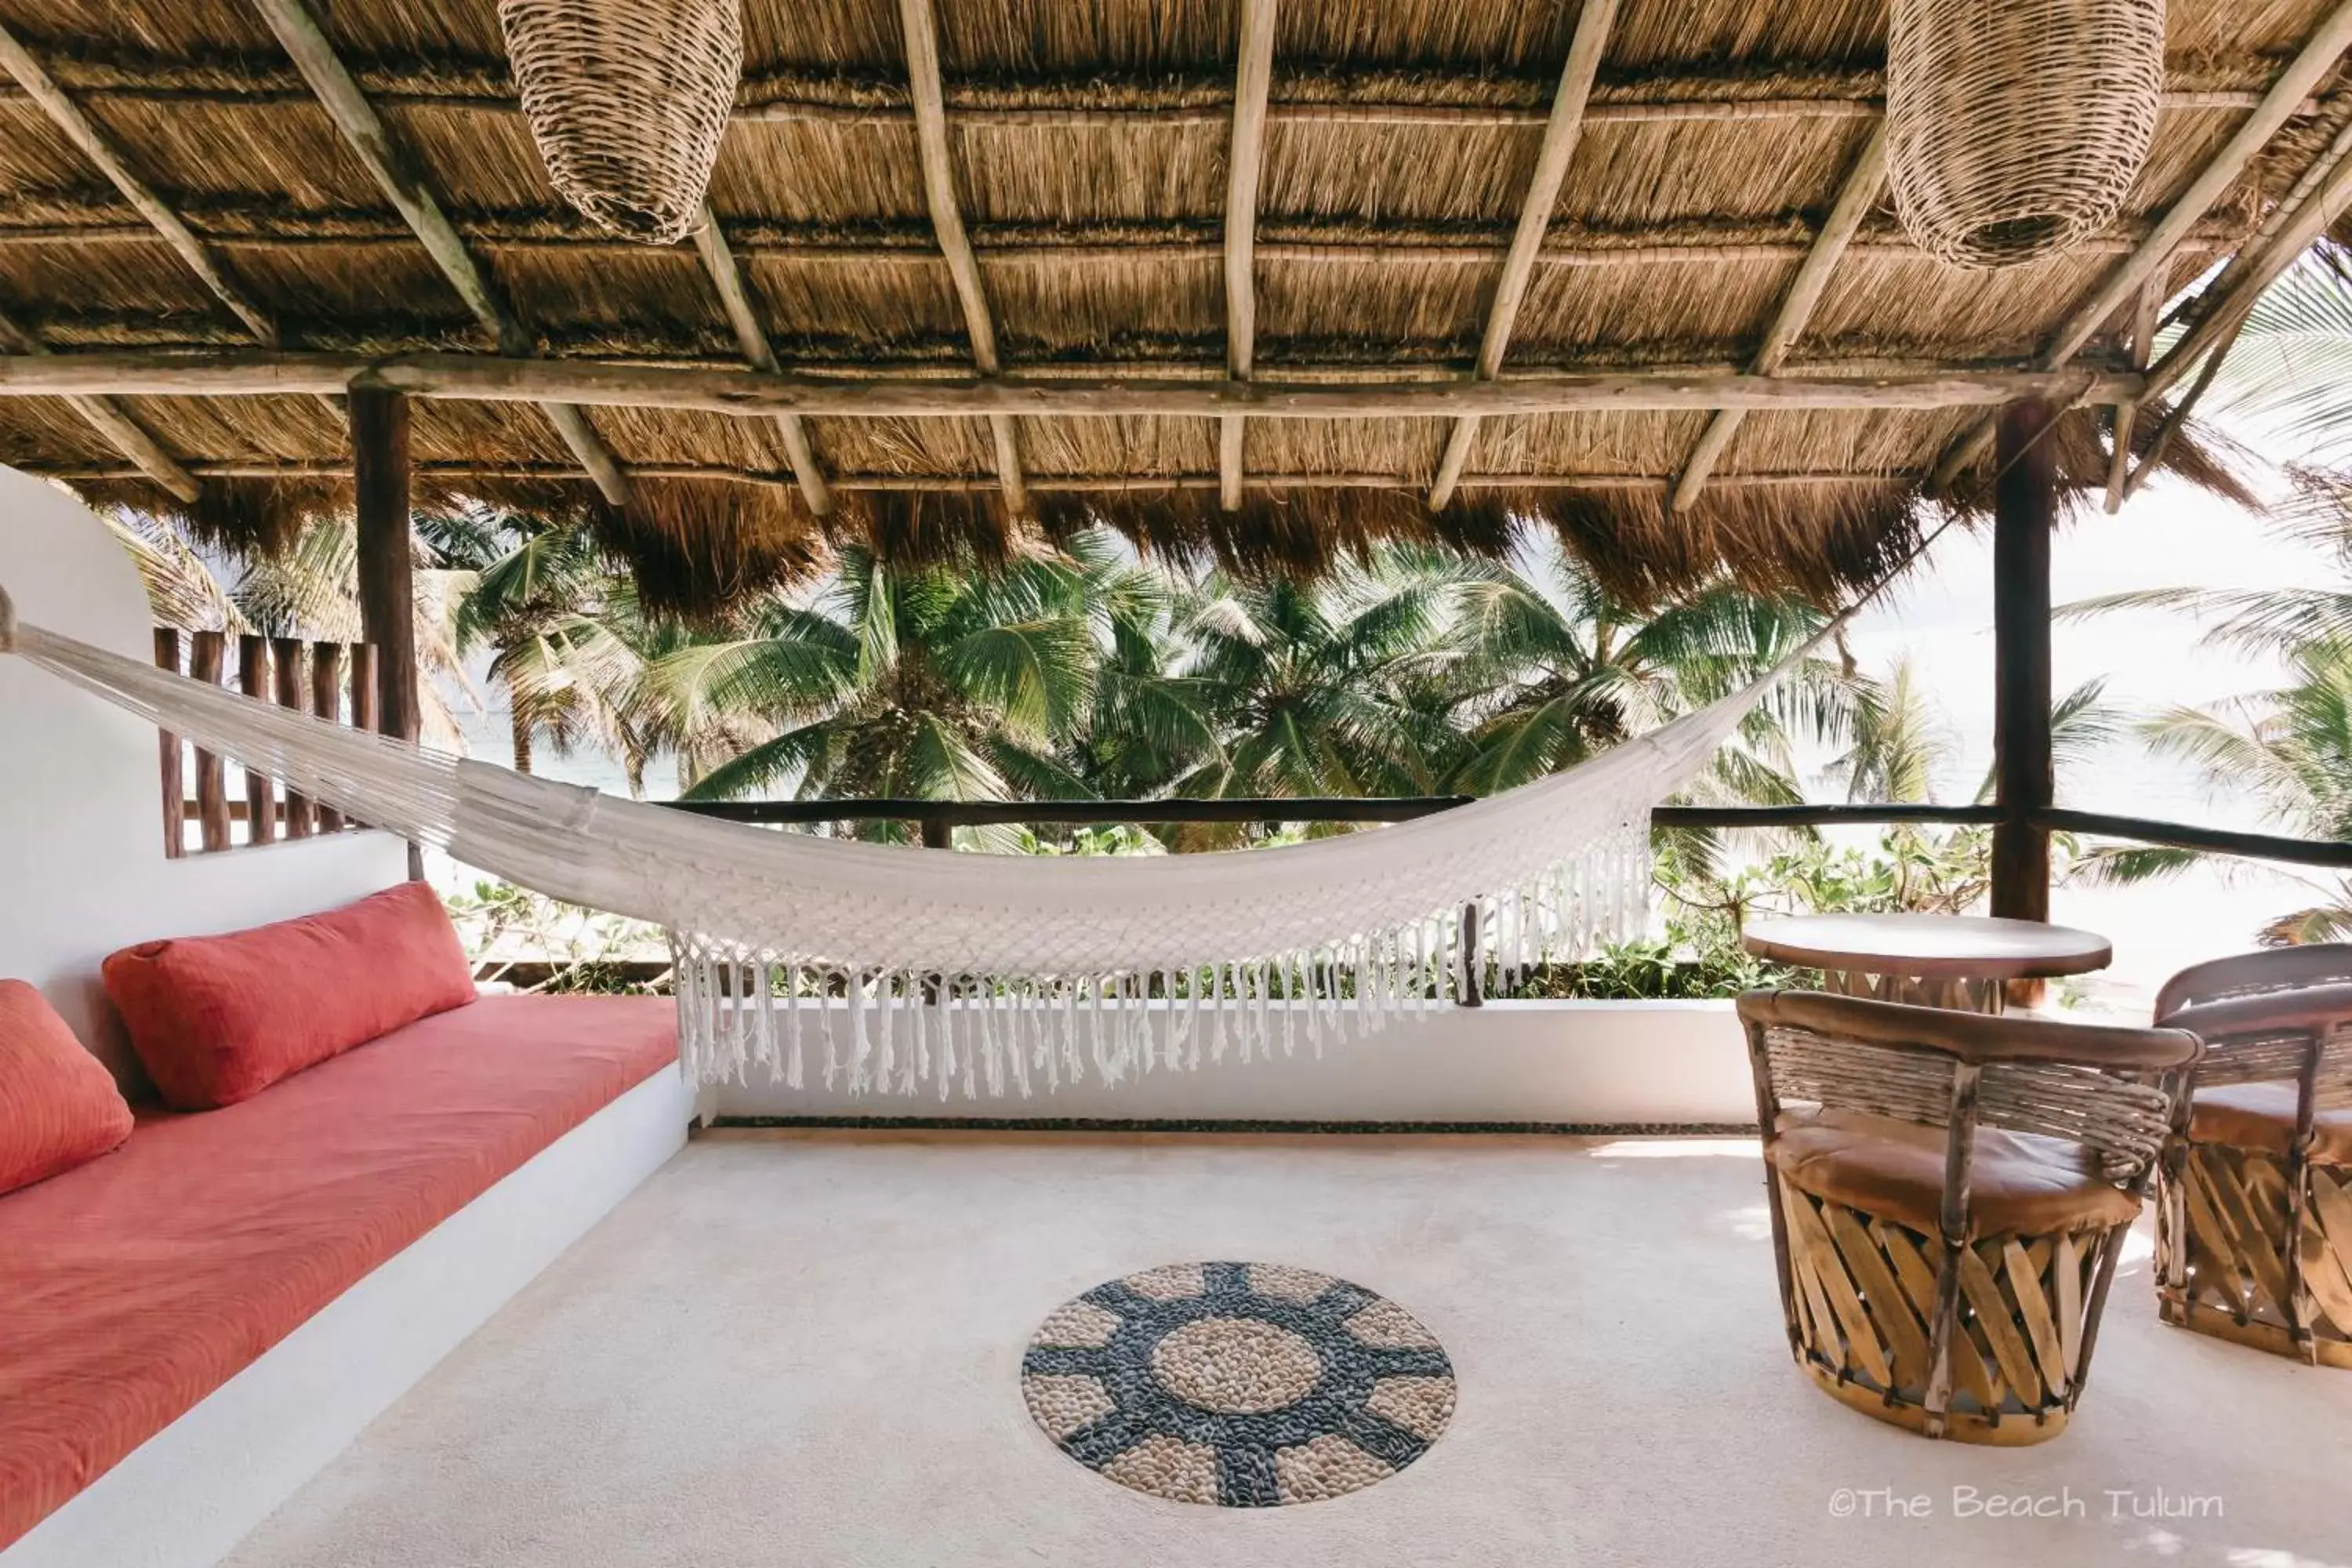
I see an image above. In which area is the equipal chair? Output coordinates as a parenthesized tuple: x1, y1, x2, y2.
(1739, 991, 2199, 1443)
(2154, 946, 2352, 1366)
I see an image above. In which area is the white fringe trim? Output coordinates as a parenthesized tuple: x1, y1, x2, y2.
(672, 823, 1653, 1097)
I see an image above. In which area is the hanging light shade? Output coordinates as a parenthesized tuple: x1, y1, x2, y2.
(495, 0, 742, 246)
(1886, 0, 2166, 270)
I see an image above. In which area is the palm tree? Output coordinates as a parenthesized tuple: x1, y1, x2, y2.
(418, 502, 654, 779)
(1824, 655, 1954, 804)
(1439, 550, 1852, 813)
(105, 508, 470, 748)
(1161, 551, 1466, 807)
(2061, 466, 2352, 656)
(2195, 249, 2352, 464)
(656, 538, 1121, 839)
(2084, 643, 2352, 942)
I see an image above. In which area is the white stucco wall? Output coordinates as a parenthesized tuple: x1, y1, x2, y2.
(714, 997, 1757, 1125)
(0, 468, 407, 1086)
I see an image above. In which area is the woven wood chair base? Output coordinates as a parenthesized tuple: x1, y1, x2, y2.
(1775, 1174, 2117, 1445)
(1798, 1358, 2069, 1446)
(2157, 1145, 2352, 1367)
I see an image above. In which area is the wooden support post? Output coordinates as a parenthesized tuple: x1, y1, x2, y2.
(1991, 400, 2056, 927)
(351, 386, 419, 877)
(920, 815, 952, 850)
(238, 633, 276, 846)
(188, 630, 230, 853)
(272, 636, 314, 837)
(1458, 902, 1483, 1007)
(310, 641, 345, 831)
(154, 627, 184, 858)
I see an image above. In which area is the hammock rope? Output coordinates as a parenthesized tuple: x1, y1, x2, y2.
(0, 579, 1822, 1098)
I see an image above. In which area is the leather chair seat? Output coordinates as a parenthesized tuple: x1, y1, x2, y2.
(1769, 1105, 2142, 1240)
(2187, 1082, 2352, 1167)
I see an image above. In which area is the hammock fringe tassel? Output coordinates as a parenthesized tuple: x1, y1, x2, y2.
(670, 825, 1651, 1098)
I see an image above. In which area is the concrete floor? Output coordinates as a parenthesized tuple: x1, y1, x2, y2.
(226, 1131, 2352, 1568)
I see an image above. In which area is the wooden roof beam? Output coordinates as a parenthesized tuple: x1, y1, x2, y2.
(2, 56, 2306, 128)
(0, 350, 2144, 417)
(34, 459, 1929, 493)
(1220, 0, 1279, 513)
(1930, 0, 2352, 494)
(898, 0, 1025, 518)
(691, 209, 833, 515)
(0, 25, 277, 345)
(0, 308, 198, 502)
(245, 0, 630, 506)
(1671, 122, 1887, 513)
(1428, 0, 1620, 510)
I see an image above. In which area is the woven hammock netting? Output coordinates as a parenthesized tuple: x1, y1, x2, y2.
(1886, 0, 2167, 270)
(0, 581, 1824, 1101)
(495, 0, 742, 246)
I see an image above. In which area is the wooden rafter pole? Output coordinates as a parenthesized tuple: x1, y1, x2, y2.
(1220, 0, 1278, 513)
(897, 0, 1025, 517)
(1671, 123, 1887, 514)
(1930, 0, 2352, 494)
(0, 350, 2146, 416)
(2111, 146, 2352, 503)
(2139, 143, 2352, 408)
(0, 307, 198, 501)
(691, 207, 833, 514)
(0, 25, 277, 344)
(245, 0, 630, 506)
(2103, 276, 2163, 513)
(1429, 0, 1620, 510)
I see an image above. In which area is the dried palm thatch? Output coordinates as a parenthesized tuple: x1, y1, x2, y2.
(1887, 0, 2168, 269)
(582, 477, 827, 619)
(0, 0, 2345, 618)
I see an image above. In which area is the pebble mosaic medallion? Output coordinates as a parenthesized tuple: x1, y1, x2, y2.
(1022, 1262, 1456, 1507)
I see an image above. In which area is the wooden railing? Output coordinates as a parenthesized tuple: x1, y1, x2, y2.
(152, 627, 375, 856)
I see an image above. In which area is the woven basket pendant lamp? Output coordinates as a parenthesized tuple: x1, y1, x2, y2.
(1886, 0, 2166, 269)
(495, 0, 742, 246)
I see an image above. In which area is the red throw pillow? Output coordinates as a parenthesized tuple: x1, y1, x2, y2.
(0, 980, 136, 1193)
(103, 882, 478, 1110)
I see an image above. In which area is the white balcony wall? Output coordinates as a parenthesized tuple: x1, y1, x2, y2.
(713, 998, 1754, 1125)
(0, 470, 407, 1087)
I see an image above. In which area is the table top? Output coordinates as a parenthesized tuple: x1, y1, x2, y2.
(1740, 913, 2114, 980)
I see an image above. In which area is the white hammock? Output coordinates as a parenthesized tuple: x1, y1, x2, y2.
(0, 586, 1808, 1099)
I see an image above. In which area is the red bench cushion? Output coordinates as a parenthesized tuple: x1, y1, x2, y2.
(0, 993, 677, 1552)
(103, 881, 477, 1109)
(0, 982, 133, 1196)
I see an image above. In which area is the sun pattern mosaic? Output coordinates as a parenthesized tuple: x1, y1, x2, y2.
(1022, 1262, 1456, 1507)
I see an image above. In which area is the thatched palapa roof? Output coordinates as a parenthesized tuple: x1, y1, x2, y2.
(0, 0, 2343, 614)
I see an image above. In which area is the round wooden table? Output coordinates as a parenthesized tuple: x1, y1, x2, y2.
(1741, 913, 2112, 1012)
